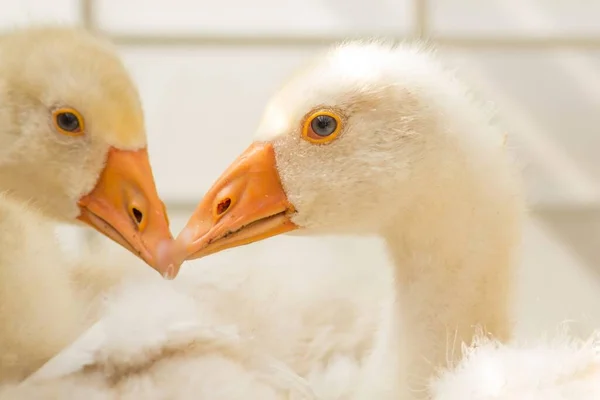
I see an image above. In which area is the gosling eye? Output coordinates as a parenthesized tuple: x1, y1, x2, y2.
(302, 110, 343, 144)
(52, 108, 85, 136)
(311, 115, 337, 137)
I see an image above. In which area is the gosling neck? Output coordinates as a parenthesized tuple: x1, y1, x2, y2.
(379, 151, 523, 398)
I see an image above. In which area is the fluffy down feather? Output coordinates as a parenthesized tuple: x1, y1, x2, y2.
(431, 331, 600, 400)
(6, 276, 600, 400)
(0, 245, 386, 400)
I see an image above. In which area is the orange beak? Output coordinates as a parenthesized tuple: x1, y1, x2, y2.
(77, 147, 177, 277)
(173, 142, 297, 275)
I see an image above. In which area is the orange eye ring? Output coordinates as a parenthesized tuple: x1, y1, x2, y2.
(52, 108, 85, 137)
(301, 110, 343, 144)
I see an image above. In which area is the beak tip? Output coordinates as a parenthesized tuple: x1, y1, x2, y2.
(162, 263, 178, 280)
(153, 239, 184, 279)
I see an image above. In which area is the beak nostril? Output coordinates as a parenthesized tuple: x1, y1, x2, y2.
(216, 198, 231, 216)
(131, 207, 144, 225)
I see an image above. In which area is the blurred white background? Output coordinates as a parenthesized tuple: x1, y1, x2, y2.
(3, 0, 600, 340)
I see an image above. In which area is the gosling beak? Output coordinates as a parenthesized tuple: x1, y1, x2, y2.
(173, 142, 297, 273)
(77, 147, 177, 277)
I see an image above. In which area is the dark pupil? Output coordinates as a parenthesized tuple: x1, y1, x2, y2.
(311, 115, 336, 137)
(57, 112, 80, 132)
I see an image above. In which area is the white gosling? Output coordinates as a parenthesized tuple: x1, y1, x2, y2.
(0, 26, 173, 382)
(176, 40, 524, 399)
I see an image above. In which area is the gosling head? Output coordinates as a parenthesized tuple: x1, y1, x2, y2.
(0, 27, 175, 275)
(174, 41, 507, 274)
